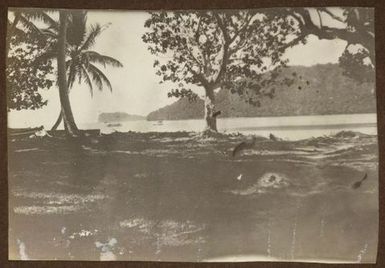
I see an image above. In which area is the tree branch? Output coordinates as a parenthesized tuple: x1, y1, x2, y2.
(319, 7, 346, 24)
(316, 9, 323, 28)
(229, 13, 253, 44)
(194, 16, 209, 75)
(214, 13, 230, 42)
(212, 43, 229, 87)
(287, 8, 374, 59)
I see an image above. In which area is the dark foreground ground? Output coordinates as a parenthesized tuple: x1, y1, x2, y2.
(8, 131, 378, 262)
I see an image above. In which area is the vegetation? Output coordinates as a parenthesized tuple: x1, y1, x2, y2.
(36, 10, 123, 130)
(147, 98, 206, 121)
(278, 8, 374, 83)
(147, 64, 375, 120)
(142, 11, 298, 133)
(55, 11, 79, 136)
(143, 8, 375, 131)
(6, 10, 55, 111)
(6, 8, 378, 263)
(98, 113, 145, 123)
(6, 8, 375, 135)
(6, 9, 58, 56)
(7, 9, 122, 136)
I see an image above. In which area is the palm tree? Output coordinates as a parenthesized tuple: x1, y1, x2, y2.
(36, 10, 123, 131)
(39, 10, 123, 130)
(7, 9, 58, 52)
(7, 8, 79, 135)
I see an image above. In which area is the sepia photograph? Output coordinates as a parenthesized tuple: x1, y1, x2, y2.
(6, 7, 378, 263)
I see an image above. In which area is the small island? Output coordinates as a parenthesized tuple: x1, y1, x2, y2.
(98, 112, 145, 123)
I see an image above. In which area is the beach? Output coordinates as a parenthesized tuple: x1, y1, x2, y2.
(8, 131, 378, 262)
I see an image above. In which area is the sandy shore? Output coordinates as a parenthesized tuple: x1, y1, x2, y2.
(8, 131, 379, 262)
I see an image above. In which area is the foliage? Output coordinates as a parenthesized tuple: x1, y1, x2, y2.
(36, 10, 123, 97)
(142, 10, 298, 105)
(6, 27, 54, 110)
(339, 48, 374, 83)
(147, 64, 376, 120)
(278, 7, 375, 83)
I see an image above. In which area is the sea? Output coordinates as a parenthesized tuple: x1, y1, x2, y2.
(81, 113, 377, 140)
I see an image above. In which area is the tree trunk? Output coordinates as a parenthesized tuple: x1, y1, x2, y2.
(57, 11, 79, 136)
(204, 88, 218, 133)
(51, 109, 63, 131)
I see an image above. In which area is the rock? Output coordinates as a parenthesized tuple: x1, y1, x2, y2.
(258, 172, 290, 188)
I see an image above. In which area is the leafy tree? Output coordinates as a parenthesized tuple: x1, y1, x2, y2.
(143, 11, 297, 133)
(6, 10, 55, 111)
(38, 11, 123, 130)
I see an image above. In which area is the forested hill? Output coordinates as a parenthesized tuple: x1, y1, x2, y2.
(99, 112, 145, 122)
(147, 64, 376, 121)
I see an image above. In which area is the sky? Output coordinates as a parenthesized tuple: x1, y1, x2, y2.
(8, 9, 349, 128)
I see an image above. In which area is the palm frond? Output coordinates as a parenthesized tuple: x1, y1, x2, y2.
(22, 10, 59, 29)
(18, 15, 44, 37)
(80, 24, 104, 51)
(67, 10, 87, 47)
(40, 28, 58, 39)
(87, 64, 103, 90)
(84, 51, 123, 68)
(76, 63, 83, 85)
(80, 64, 94, 97)
(87, 63, 113, 91)
(7, 18, 13, 28)
(65, 60, 71, 70)
(7, 25, 25, 38)
(67, 62, 77, 90)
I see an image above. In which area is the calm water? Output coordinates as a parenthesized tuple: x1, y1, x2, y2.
(82, 113, 377, 140)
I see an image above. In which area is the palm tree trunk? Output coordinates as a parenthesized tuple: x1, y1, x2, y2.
(51, 109, 63, 131)
(57, 11, 79, 136)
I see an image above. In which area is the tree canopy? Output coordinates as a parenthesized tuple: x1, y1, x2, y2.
(36, 10, 123, 130)
(7, 9, 123, 135)
(280, 7, 374, 83)
(143, 10, 298, 103)
(143, 10, 301, 132)
(6, 23, 54, 111)
(37, 11, 123, 97)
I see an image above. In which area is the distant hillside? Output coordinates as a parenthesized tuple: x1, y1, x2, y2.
(98, 112, 145, 123)
(147, 64, 376, 121)
(147, 98, 205, 121)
